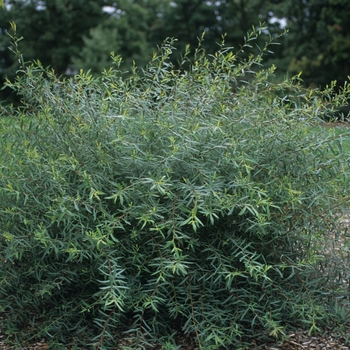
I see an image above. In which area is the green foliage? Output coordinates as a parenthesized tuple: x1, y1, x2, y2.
(1, 26, 350, 349)
(71, 0, 166, 75)
(71, 19, 122, 74)
(141, 0, 279, 67)
(270, 0, 350, 88)
(0, 0, 112, 101)
(3, 0, 350, 104)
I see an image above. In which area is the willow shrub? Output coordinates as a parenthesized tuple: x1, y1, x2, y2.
(1, 27, 350, 349)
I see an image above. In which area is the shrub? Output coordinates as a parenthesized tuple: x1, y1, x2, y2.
(1, 26, 350, 349)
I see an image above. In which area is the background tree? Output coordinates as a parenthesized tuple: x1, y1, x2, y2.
(158, 0, 220, 53)
(156, 0, 282, 63)
(216, 0, 281, 45)
(73, 0, 170, 73)
(71, 19, 122, 74)
(270, 0, 350, 88)
(0, 0, 112, 101)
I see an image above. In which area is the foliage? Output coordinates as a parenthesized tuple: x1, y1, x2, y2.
(270, 0, 350, 88)
(72, 0, 168, 74)
(3, 0, 350, 103)
(0, 0, 113, 101)
(1, 26, 350, 349)
(71, 19, 122, 74)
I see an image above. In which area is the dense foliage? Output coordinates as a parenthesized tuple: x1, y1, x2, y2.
(1, 27, 350, 349)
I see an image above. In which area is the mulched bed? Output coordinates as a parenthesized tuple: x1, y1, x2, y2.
(1, 319, 349, 350)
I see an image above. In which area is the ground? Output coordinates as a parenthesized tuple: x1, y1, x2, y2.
(0, 320, 349, 350)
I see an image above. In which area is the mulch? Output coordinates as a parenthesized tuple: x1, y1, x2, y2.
(1, 328, 349, 349)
